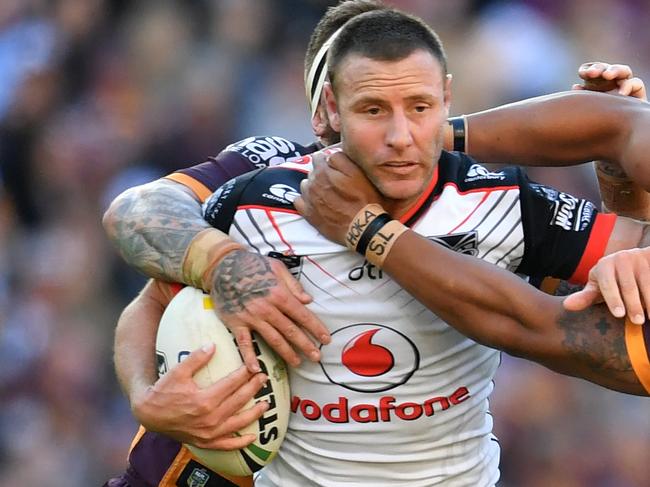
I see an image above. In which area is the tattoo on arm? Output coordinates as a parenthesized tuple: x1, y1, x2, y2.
(104, 180, 209, 282)
(212, 250, 278, 314)
(552, 280, 584, 297)
(557, 306, 631, 373)
(595, 160, 628, 179)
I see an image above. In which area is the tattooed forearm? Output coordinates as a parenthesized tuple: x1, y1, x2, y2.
(595, 160, 628, 179)
(102, 179, 209, 282)
(212, 250, 278, 313)
(557, 305, 631, 373)
(552, 279, 584, 297)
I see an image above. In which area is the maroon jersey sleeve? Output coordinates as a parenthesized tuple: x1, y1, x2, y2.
(164, 136, 319, 202)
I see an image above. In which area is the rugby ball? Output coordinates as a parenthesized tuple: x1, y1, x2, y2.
(155, 286, 290, 476)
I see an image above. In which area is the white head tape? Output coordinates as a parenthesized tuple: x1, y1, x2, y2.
(305, 25, 345, 119)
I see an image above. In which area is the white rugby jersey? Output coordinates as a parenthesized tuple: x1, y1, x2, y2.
(203, 150, 615, 487)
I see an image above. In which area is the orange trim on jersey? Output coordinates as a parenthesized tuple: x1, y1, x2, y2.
(539, 277, 561, 295)
(159, 446, 193, 486)
(625, 320, 650, 394)
(165, 173, 213, 203)
(128, 426, 147, 456)
(398, 165, 439, 224)
(568, 213, 617, 284)
(159, 446, 254, 487)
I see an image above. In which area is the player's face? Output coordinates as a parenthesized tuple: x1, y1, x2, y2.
(325, 49, 451, 216)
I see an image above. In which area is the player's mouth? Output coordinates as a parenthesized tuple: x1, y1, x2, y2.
(381, 161, 420, 176)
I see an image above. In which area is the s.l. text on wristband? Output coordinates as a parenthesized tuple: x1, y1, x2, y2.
(365, 220, 408, 267)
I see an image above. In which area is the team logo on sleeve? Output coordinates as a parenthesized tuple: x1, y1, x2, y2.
(551, 192, 595, 231)
(319, 324, 419, 393)
(531, 184, 596, 231)
(427, 231, 478, 256)
(263, 183, 300, 204)
(187, 468, 209, 487)
(465, 164, 505, 182)
(203, 178, 236, 224)
(225, 136, 301, 168)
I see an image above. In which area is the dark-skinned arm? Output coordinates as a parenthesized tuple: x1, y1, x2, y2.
(465, 91, 650, 189)
(295, 153, 649, 396)
(380, 230, 646, 396)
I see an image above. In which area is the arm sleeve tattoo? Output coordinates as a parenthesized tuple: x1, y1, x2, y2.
(103, 179, 210, 283)
(211, 250, 278, 314)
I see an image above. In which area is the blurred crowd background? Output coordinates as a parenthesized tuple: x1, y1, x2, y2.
(0, 0, 648, 485)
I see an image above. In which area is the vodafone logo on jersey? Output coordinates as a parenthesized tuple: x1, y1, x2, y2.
(293, 324, 471, 425)
(319, 324, 419, 393)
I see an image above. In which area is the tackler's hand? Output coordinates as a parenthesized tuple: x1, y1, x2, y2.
(574, 62, 647, 101)
(132, 345, 269, 449)
(563, 247, 650, 325)
(295, 149, 385, 245)
(211, 249, 330, 372)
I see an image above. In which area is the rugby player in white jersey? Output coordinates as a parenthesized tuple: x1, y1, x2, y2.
(103, 3, 650, 486)
(106, 7, 648, 485)
(201, 10, 650, 485)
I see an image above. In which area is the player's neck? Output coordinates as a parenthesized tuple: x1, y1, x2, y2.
(384, 167, 439, 220)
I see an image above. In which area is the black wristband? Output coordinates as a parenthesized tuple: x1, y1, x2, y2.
(355, 213, 392, 255)
(448, 116, 466, 152)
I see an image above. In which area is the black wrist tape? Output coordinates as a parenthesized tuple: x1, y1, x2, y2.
(449, 116, 466, 152)
(355, 213, 392, 255)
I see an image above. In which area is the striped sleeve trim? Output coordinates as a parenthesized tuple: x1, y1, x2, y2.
(625, 319, 650, 394)
(165, 173, 213, 203)
(568, 213, 617, 284)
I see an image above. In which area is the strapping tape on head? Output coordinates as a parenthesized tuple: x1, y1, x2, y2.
(305, 25, 345, 119)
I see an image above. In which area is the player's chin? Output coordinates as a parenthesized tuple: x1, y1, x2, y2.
(380, 179, 426, 203)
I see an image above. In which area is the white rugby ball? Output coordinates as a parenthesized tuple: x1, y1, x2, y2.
(155, 286, 290, 476)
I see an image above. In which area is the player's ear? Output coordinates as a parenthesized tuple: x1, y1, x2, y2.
(323, 82, 341, 132)
(311, 96, 329, 138)
(443, 73, 452, 117)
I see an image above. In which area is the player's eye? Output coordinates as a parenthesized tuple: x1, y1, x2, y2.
(367, 107, 381, 115)
(414, 105, 430, 113)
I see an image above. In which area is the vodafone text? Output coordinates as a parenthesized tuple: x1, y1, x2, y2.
(291, 386, 470, 423)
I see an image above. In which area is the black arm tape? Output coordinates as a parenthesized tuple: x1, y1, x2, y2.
(448, 117, 466, 153)
(356, 213, 392, 255)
